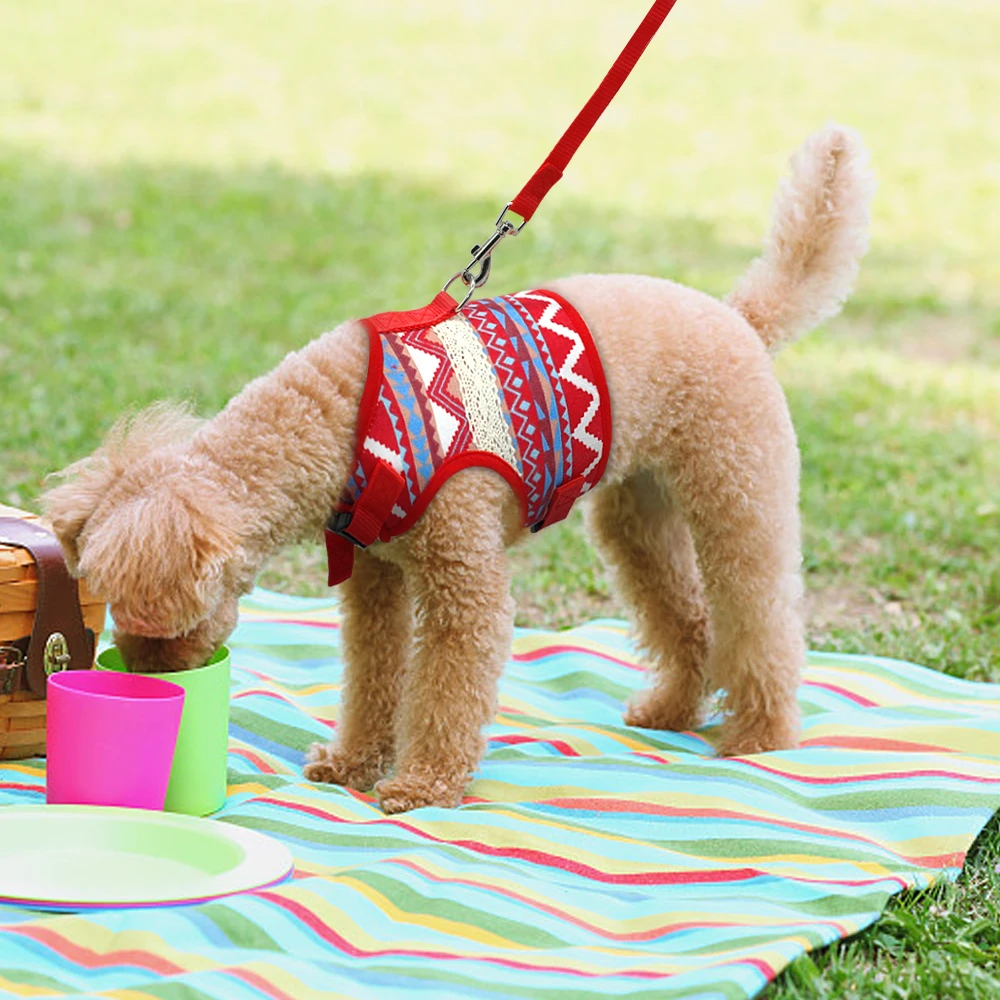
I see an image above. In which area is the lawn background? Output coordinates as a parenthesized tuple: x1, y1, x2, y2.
(1, 1, 998, 995)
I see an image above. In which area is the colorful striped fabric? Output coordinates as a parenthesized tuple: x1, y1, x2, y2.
(2, 589, 1000, 999)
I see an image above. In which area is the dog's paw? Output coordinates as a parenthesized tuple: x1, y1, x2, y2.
(624, 687, 703, 732)
(303, 741, 387, 791)
(375, 770, 467, 814)
(716, 712, 800, 757)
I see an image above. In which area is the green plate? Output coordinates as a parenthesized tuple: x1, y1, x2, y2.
(0, 805, 293, 909)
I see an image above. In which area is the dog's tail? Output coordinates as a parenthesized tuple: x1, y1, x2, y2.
(726, 124, 874, 353)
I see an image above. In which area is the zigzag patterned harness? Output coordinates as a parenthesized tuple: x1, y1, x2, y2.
(324, 289, 612, 585)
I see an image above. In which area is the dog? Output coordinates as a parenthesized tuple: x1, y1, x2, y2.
(42, 125, 872, 814)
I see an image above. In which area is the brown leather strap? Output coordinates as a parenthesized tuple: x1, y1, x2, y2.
(0, 517, 94, 697)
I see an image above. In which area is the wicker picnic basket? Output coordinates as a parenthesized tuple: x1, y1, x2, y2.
(0, 504, 106, 759)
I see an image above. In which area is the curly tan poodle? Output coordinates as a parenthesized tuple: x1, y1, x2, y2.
(42, 125, 872, 813)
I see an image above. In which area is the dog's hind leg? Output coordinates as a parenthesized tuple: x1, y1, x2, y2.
(665, 410, 804, 757)
(375, 471, 514, 814)
(304, 549, 412, 791)
(587, 469, 711, 733)
(687, 503, 804, 757)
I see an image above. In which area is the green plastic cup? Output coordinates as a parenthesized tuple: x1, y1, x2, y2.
(96, 646, 230, 817)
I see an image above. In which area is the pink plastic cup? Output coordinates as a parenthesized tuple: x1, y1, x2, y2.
(46, 671, 185, 811)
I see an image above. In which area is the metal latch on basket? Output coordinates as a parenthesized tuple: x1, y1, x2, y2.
(44, 633, 71, 675)
(1, 646, 24, 696)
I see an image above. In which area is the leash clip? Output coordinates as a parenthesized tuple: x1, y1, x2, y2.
(443, 203, 527, 309)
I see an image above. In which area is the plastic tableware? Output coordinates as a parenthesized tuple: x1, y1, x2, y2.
(46, 671, 185, 810)
(97, 646, 231, 816)
(0, 804, 293, 909)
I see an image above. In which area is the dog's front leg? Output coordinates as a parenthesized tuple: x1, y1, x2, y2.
(304, 549, 412, 791)
(375, 480, 513, 814)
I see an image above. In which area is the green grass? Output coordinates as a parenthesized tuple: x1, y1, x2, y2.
(771, 813, 1000, 1000)
(1, 0, 998, 995)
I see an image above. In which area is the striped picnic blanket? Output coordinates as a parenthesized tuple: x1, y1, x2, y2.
(1, 589, 999, 999)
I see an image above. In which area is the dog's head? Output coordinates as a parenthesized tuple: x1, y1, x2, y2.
(42, 404, 245, 671)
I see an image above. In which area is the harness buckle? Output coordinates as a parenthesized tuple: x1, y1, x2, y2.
(326, 510, 367, 550)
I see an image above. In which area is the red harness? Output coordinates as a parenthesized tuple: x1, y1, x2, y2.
(325, 289, 612, 585)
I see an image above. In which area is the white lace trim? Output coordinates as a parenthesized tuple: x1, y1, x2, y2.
(433, 316, 518, 469)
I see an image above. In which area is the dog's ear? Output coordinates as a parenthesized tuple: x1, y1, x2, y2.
(41, 403, 202, 574)
(42, 454, 118, 574)
(81, 474, 243, 636)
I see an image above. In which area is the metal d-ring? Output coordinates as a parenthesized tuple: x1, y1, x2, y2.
(442, 270, 483, 311)
(462, 252, 492, 290)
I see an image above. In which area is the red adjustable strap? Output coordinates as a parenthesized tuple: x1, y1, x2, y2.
(324, 532, 356, 588)
(531, 481, 582, 532)
(325, 460, 406, 586)
(510, 0, 679, 223)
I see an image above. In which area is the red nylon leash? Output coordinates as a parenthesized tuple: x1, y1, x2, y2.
(445, 0, 680, 307)
(511, 0, 680, 223)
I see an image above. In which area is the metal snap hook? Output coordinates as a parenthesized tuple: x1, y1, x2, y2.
(442, 202, 528, 310)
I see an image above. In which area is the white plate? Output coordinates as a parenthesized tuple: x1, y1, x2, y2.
(0, 805, 293, 908)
